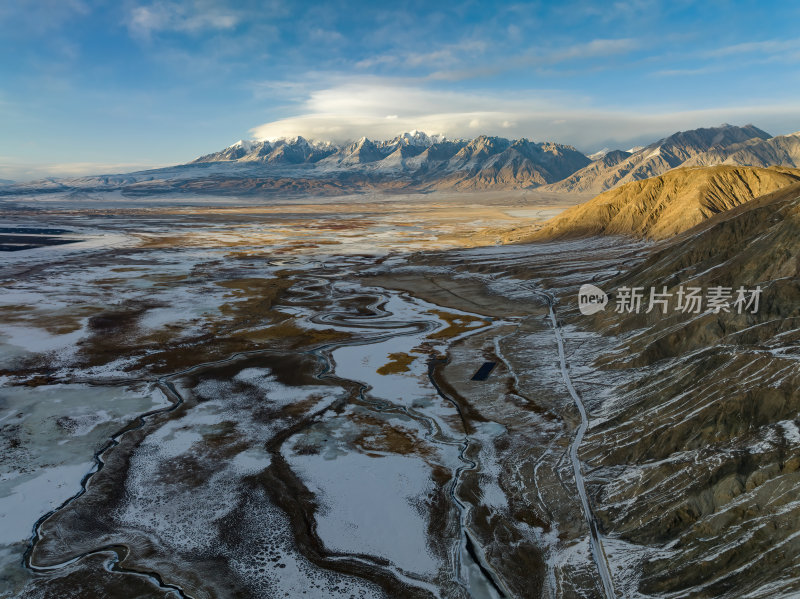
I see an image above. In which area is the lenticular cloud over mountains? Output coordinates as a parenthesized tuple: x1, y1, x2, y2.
(245, 82, 800, 152)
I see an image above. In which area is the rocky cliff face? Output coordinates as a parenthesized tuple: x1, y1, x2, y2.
(528, 165, 800, 240)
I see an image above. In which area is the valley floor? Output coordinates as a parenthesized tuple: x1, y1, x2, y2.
(1, 190, 797, 599)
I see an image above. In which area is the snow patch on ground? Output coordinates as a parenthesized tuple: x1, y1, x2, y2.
(286, 449, 438, 576)
(0, 383, 168, 547)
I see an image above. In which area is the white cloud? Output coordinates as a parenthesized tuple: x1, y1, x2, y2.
(127, 1, 240, 38)
(653, 38, 800, 77)
(308, 27, 345, 44)
(654, 66, 722, 77)
(353, 38, 639, 84)
(706, 39, 800, 58)
(356, 40, 488, 70)
(249, 81, 574, 142)
(541, 38, 639, 62)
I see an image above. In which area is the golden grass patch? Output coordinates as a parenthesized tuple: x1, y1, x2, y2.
(376, 352, 416, 375)
(351, 413, 431, 457)
(0, 304, 32, 315)
(427, 309, 488, 339)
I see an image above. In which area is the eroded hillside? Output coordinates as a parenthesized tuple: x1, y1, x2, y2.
(527, 165, 800, 240)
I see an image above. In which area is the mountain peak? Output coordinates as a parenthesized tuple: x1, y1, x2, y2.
(229, 139, 252, 148)
(588, 148, 611, 160)
(396, 130, 446, 146)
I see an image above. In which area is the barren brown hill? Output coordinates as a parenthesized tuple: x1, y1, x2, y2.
(527, 165, 800, 240)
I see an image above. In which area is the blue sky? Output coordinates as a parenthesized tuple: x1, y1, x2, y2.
(1, 0, 799, 180)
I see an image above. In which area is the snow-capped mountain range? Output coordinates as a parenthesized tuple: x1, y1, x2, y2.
(190, 130, 592, 190)
(208, 130, 448, 166)
(3, 125, 799, 197)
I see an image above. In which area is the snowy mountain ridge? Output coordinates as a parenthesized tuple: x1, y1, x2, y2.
(4, 124, 798, 196)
